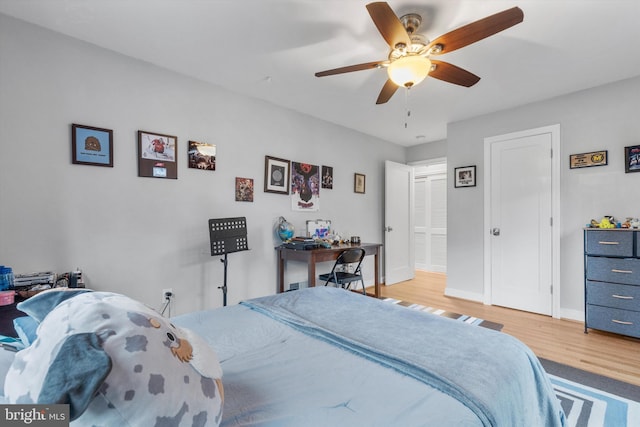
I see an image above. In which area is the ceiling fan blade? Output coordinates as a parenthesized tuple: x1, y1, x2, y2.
(376, 79, 399, 104)
(315, 60, 385, 77)
(427, 7, 523, 55)
(429, 60, 480, 87)
(366, 2, 411, 49)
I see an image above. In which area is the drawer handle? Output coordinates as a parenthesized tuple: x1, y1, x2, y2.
(598, 241, 620, 245)
(612, 294, 634, 300)
(611, 269, 633, 274)
(612, 319, 634, 326)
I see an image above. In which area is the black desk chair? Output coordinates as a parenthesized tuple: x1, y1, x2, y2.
(319, 248, 366, 294)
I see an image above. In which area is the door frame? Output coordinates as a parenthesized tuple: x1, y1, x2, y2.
(482, 124, 561, 318)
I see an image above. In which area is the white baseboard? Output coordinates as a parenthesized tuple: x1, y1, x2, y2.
(559, 308, 584, 322)
(443, 287, 484, 303)
(388, 282, 586, 324)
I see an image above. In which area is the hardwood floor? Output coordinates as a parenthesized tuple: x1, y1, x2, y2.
(376, 270, 640, 387)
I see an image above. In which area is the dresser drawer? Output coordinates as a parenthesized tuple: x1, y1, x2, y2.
(586, 256, 640, 285)
(586, 305, 640, 338)
(585, 230, 634, 257)
(586, 280, 640, 311)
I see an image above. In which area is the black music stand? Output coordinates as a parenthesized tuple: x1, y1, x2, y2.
(208, 217, 249, 306)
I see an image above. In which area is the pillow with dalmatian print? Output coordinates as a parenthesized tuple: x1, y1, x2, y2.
(4, 289, 223, 427)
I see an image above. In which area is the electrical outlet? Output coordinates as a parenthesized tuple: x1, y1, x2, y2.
(162, 288, 173, 304)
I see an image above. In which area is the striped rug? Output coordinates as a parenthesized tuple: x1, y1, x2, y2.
(540, 358, 640, 427)
(381, 297, 503, 331)
(549, 375, 640, 427)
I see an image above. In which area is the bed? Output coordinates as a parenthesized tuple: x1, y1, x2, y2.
(1, 286, 565, 426)
(172, 287, 565, 427)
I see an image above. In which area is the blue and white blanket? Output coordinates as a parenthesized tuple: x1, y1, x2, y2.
(241, 287, 565, 427)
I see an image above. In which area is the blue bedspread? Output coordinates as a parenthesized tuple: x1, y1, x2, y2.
(241, 287, 565, 427)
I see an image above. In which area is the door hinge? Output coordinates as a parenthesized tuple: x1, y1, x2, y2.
(550, 148, 553, 158)
(550, 217, 553, 226)
(550, 284, 553, 294)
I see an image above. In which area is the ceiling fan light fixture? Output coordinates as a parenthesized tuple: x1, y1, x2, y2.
(387, 56, 431, 88)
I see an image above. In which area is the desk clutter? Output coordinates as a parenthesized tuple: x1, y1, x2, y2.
(277, 217, 362, 250)
(282, 237, 320, 250)
(0, 269, 84, 305)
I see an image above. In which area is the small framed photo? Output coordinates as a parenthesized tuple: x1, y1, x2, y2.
(354, 173, 366, 194)
(138, 130, 177, 179)
(625, 145, 640, 173)
(188, 140, 216, 170)
(454, 165, 476, 188)
(321, 165, 334, 189)
(235, 177, 254, 202)
(264, 156, 290, 194)
(71, 124, 113, 167)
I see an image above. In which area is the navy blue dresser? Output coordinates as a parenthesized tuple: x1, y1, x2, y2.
(584, 229, 640, 338)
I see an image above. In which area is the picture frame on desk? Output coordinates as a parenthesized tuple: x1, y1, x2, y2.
(71, 123, 113, 167)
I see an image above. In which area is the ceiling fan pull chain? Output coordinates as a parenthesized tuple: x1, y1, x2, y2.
(404, 87, 411, 129)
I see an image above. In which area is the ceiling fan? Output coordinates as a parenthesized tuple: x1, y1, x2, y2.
(315, 2, 524, 104)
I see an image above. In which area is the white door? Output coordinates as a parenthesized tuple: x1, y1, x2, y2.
(414, 166, 447, 272)
(484, 125, 559, 316)
(385, 160, 415, 285)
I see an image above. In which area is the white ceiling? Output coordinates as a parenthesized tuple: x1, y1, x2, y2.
(2, 0, 640, 147)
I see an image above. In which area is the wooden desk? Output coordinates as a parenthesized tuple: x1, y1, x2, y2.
(276, 243, 382, 297)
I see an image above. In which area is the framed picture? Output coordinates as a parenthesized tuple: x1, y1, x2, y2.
(625, 145, 640, 173)
(454, 165, 476, 188)
(291, 162, 320, 211)
(321, 165, 334, 189)
(188, 140, 216, 170)
(235, 177, 254, 202)
(570, 150, 607, 169)
(264, 156, 290, 194)
(354, 173, 366, 194)
(138, 130, 177, 179)
(71, 124, 113, 167)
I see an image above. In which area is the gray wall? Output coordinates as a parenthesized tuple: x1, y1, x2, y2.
(441, 75, 640, 319)
(406, 139, 447, 161)
(0, 14, 405, 314)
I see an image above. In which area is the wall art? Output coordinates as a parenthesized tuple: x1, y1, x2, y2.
(625, 145, 640, 173)
(138, 130, 177, 179)
(264, 156, 290, 194)
(188, 140, 216, 170)
(454, 165, 476, 188)
(354, 173, 366, 194)
(321, 165, 334, 189)
(71, 123, 113, 167)
(569, 150, 607, 169)
(291, 162, 319, 211)
(235, 177, 254, 202)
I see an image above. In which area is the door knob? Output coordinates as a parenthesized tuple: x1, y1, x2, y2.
(492, 227, 500, 236)
(384, 226, 393, 232)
